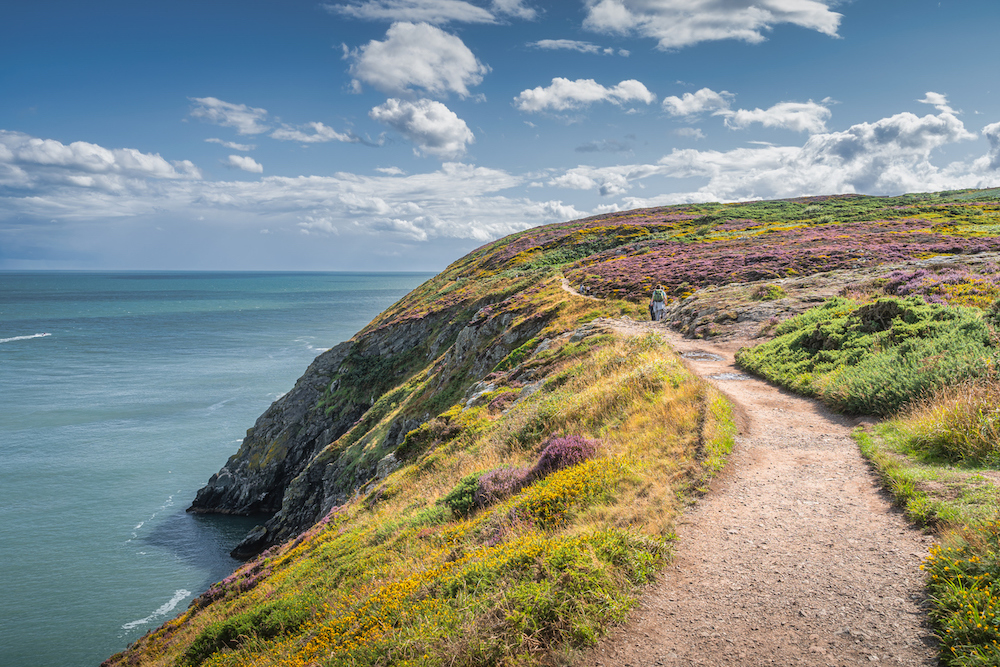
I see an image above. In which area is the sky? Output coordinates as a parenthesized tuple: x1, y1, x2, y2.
(2, 0, 1000, 271)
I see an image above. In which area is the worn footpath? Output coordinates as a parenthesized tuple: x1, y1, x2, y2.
(580, 323, 938, 667)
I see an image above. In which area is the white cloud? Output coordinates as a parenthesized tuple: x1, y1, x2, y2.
(514, 77, 656, 113)
(722, 100, 832, 133)
(919, 91, 959, 115)
(662, 87, 733, 116)
(298, 215, 340, 235)
(376, 166, 406, 175)
(543, 109, 993, 203)
(270, 122, 360, 144)
(205, 138, 255, 151)
(0, 130, 201, 194)
(325, 0, 495, 24)
(583, 0, 842, 50)
(978, 121, 1000, 171)
(347, 22, 489, 97)
(675, 127, 705, 140)
(189, 97, 270, 135)
(224, 155, 264, 173)
(529, 39, 628, 55)
(492, 0, 536, 19)
(656, 109, 981, 200)
(369, 98, 474, 158)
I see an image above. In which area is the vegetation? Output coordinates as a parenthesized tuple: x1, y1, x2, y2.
(108, 304, 735, 667)
(736, 296, 996, 415)
(107, 187, 1000, 667)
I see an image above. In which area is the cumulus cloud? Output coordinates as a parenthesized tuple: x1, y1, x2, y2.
(0, 130, 201, 193)
(347, 22, 489, 97)
(543, 109, 994, 203)
(721, 100, 832, 133)
(205, 138, 255, 151)
(270, 122, 360, 144)
(529, 39, 627, 55)
(189, 97, 270, 135)
(325, 0, 495, 24)
(514, 77, 655, 113)
(583, 0, 843, 49)
(224, 155, 263, 173)
(369, 98, 474, 158)
(661, 87, 733, 116)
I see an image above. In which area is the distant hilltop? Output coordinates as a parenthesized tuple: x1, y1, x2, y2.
(108, 187, 1000, 667)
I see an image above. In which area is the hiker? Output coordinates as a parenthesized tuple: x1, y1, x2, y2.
(649, 285, 667, 321)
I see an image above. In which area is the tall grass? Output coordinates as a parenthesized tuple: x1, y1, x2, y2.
(893, 375, 1000, 464)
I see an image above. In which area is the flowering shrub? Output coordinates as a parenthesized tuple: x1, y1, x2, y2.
(924, 523, 1000, 666)
(531, 435, 599, 477)
(474, 465, 531, 508)
(877, 266, 1000, 309)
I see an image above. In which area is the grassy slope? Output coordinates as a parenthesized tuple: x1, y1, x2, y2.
(107, 188, 1000, 667)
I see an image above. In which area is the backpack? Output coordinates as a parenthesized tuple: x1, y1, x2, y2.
(652, 289, 666, 302)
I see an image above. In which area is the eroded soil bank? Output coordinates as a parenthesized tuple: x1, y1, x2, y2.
(580, 325, 938, 667)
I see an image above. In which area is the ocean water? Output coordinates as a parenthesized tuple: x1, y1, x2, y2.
(0, 271, 432, 667)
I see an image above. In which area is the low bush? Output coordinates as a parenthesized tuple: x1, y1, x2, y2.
(736, 296, 997, 415)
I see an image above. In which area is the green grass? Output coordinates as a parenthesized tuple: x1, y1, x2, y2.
(736, 296, 997, 415)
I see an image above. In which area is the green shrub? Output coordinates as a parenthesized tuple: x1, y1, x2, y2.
(443, 473, 481, 517)
(736, 296, 997, 415)
(183, 599, 312, 666)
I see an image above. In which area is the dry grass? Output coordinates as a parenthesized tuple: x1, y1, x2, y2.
(894, 374, 1000, 464)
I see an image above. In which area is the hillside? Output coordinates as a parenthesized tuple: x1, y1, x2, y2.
(106, 188, 1000, 667)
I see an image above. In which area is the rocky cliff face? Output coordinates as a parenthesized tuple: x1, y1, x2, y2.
(188, 291, 546, 558)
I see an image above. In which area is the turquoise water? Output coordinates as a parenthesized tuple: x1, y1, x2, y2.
(0, 271, 431, 667)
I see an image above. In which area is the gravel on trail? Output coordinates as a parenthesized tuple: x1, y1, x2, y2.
(579, 323, 939, 667)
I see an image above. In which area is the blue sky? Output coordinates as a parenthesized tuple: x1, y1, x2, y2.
(2, 0, 999, 271)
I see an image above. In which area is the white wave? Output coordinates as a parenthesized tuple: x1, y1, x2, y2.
(125, 494, 174, 543)
(0, 333, 51, 344)
(122, 589, 191, 630)
(207, 397, 235, 412)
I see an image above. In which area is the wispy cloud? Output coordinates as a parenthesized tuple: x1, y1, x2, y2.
(205, 138, 255, 151)
(189, 97, 270, 135)
(529, 39, 628, 56)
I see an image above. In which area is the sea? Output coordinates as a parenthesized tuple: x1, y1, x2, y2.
(0, 271, 433, 667)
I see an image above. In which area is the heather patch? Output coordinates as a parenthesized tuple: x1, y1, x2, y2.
(874, 266, 1000, 309)
(567, 218, 1000, 301)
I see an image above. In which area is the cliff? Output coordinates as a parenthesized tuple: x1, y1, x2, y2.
(108, 188, 1000, 667)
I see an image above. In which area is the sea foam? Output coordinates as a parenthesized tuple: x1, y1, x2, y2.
(0, 332, 52, 344)
(121, 589, 191, 631)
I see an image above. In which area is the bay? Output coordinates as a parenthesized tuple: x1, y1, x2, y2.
(0, 271, 432, 667)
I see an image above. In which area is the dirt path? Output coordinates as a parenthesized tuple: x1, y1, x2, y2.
(579, 320, 939, 667)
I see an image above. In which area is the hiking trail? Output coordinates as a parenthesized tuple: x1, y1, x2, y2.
(577, 317, 938, 667)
